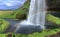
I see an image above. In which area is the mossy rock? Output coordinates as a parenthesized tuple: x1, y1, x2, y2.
(16, 13, 27, 20)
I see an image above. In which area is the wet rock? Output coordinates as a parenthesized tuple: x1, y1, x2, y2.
(15, 25, 42, 34)
(50, 12, 60, 18)
(16, 13, 27, 20)
(46, 0, 60, 11)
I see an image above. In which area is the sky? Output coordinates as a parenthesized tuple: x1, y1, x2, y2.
(0, 0, 27, 10)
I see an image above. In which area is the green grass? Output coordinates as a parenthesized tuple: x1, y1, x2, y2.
(0, 34, 6, 37)
(46, 14, 60, 25)
(0, 10, 15, 18)
(0, 19, 9, 33)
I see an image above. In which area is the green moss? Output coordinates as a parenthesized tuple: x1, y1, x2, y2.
(46, 14, 60, 25)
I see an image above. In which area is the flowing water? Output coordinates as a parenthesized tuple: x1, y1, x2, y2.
(27, 0, 46, 29)
(15, 0, 46, 33)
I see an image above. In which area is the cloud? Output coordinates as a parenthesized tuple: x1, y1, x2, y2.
(5, 1, 23, 6)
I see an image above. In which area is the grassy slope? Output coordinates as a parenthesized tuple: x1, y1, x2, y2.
(46, 14, 60, 25)
(0, 0, 30, 19)
(0, 19, 9, 33)
(0, 34, 6, 37)
(11, 0, 30, 19)
(0, 10, 15, 18)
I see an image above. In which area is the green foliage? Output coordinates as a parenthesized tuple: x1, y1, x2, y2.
(0, 19, 9, 33)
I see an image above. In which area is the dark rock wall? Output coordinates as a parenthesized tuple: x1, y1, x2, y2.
(46, 0, 60, 11)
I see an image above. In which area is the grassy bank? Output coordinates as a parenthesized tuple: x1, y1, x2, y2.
(46, 14, 60, 25)
(0, 19, 9, 33)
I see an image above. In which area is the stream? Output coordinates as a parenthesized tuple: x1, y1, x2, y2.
(3, 18, 20, 33)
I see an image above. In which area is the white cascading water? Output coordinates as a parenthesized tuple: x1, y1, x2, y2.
(15, 0, 46, 31)
(27, 0, 46, 29)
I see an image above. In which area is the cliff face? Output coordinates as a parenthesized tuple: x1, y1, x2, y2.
(46, 0, 60, 11)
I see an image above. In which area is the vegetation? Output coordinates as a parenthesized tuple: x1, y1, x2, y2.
(0, 0, 30, 20)
(0, 19, 9, 33)
(46, 14, 60, 25)
(0, 34, 6, 37)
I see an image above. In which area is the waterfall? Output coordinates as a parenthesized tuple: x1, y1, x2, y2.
(15, 0, 46, 32)
(27, 0, 46, 27)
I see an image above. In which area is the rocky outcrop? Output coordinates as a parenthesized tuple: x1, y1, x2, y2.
(46, 0, 60, 11)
